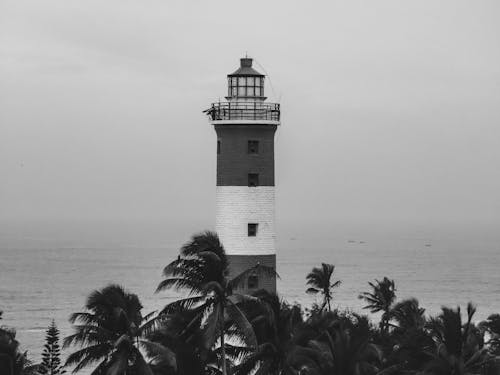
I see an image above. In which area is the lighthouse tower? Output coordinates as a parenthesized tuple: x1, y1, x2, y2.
(206, 57, 280, 293)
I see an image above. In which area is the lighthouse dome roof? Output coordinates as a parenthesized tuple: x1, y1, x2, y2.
(228, 57, 264, 77)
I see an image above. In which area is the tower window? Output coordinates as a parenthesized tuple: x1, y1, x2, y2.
(248, 275, 259, 289)
(248, 140, 259, 154)
(217, 140, 221, 154)
(248, 223, 258, 237)
(248, 173, 259, 187)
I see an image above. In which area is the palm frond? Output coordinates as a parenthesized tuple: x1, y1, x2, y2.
(64, 343, 111, 373)
(139, 339, 176, 369)
(201, 302, 222, 350)
(159, 295, 206, 316)
(306, 287, 319, 295)
(106, 348, 129, 375)
(202, 281, 225, 297)
(155, 277, 202, 294)
(89, 359, 109, 375)
(68, 312, 103, 325)
(233, 346, 269, 375)
(63, 326, 115, 348)
(226, 300, 257, 348)
(331, 280, 341, 288)
(130, 346, 154, 375)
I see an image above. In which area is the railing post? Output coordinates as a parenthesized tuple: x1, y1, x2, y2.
(228, 102, 231, 120)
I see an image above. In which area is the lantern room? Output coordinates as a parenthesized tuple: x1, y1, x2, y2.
(226, 58, 266, 101)
(204, 57, 280, 123)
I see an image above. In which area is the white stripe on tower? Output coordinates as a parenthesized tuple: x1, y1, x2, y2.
(216, 186, 275, 256)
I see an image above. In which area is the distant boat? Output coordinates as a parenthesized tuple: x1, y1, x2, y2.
(348, 240, 356, 243)
(425, 244, 432, 247)
(359, 241, 365, 244)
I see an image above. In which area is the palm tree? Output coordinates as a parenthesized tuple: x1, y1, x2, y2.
(387, 298, 433, 373)
(233, 290, 306, 375)
(64, 284, 173, 374)
(303, 312, 383, 375)
(359, 277, 396, 334)
(0, 327, 38, 375)
(423, 303, 494, 375)
(480, 314, 500, 355)
(305, 263, 341, 313)
(390, 298, 425, 332)
(156, 231, 276, 375)
(146, 310, 211, 375)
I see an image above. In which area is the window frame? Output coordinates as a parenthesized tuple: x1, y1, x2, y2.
(228, 75, 264, 98)
(248, 140, 259, 154)
(247, 274, 259, 289)
(248, 223, 258, 237)
(248, 173, 259, 187)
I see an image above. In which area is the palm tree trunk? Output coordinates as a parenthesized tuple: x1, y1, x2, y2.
(220, 303, 227, 375)
(221, 330, 227, 375)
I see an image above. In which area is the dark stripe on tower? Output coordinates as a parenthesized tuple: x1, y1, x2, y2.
(226, 254, 277, 294)
(215, 124, 277, 186)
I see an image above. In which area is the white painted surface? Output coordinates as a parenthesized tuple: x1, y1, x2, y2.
(216, 186, 276, 255)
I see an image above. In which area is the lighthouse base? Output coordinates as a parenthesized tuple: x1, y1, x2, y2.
(227, 254, 276, 295)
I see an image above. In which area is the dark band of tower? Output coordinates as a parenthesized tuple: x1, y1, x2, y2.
(205, 57, 281, 293)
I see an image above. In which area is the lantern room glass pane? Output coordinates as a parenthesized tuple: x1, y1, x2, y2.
(232, 87, 237, 96)
(238, 77, 246, 86)
(247, 87, 255, 96)
(247, 77, 255, 86)
(255, 87, 261, 96)
(238, 87, 245, 96)
(232, 77, 237, 85)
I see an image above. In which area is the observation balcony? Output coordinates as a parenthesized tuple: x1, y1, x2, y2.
(205, 102, 280, 124)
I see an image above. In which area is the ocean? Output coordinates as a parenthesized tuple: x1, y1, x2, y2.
(1, 219, 499, 369)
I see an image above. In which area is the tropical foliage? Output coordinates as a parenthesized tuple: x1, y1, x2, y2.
(39, 320, 65, 375)
(3, 231, 500, 375)
(305, 263, 341, 312)
(63, 284, 173, 374)
(155, 231, 275, 375)
(0, 325, 38, 375)
(359, 277, 397, 334)
(233, 290, 305, 375)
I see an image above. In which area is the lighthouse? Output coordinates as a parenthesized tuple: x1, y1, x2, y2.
(206, 57, 280, 293)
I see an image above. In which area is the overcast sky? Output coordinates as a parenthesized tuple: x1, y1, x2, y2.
(1, 0, 499, 235)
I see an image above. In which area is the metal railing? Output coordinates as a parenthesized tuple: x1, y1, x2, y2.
(204, 102, 280, 122)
